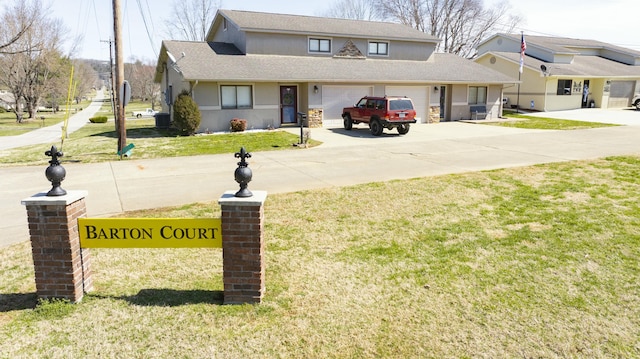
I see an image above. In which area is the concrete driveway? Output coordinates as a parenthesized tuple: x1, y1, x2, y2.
(2, 108, 640, 248)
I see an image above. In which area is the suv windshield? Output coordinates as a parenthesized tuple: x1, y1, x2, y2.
(389, 99, 414, 110)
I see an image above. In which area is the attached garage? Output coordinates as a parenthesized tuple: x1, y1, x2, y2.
(321, 85, 373, 125)
(608, 80, 634, 108)
(385, 86, 429, 123)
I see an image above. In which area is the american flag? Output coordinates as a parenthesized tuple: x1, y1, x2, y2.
(519, 33, 526, 73)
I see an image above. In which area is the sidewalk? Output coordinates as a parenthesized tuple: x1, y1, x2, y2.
(3, 109, 640, 248)
(0, 90, 105, 151)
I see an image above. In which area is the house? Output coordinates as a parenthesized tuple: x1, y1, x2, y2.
(475, 34, 640, 112)
(0, 90, 14, 111)
(154, 10, 517, 132)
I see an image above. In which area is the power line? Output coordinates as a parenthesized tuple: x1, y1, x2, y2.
(136, 0, 158, 59)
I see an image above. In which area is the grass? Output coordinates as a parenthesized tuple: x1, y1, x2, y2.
(1, 156, 639, 357)
(491, 112, 619, 130)
(0, 118, 319, 167)
(0, 101, 93, 137)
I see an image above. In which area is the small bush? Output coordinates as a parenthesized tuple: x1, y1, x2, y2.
(89, 116, 108, 123)
(173, 90, 201, 135)
(230, 118, 247, 132)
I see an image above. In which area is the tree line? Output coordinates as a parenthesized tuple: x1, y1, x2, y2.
(0, 0, 159, 123)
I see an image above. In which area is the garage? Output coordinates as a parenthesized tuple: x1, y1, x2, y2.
(385, 86, 429, 123)
(608, 80, 634, 108)
(321, 85, 373, 125)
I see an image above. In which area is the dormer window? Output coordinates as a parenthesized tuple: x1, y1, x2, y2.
(309, 38, 331, 53)
(368, 41, 389, 56)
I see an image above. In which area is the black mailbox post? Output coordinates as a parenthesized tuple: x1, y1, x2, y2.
(297, 112, 307, 145)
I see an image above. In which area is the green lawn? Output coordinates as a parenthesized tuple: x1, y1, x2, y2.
(1, 156, 639, 357)
(0, 101, 92, 137)
(493, 112, 618, 130)
(0, 118, 318, 167)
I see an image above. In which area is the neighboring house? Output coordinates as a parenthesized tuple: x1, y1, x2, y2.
(0, 90, 14, 111)
(154, 10, 516, 132)
(475, 34, 640, 112)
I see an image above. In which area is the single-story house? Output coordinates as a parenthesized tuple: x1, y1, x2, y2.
(154, 10, 517, 132)
(475, 34, 640, 112)
(0, 90, 15, 111)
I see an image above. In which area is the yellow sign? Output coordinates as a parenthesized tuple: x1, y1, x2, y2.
(78, 218, 222, 248)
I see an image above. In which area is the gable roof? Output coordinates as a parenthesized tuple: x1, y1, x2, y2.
(512, 34, 640, 57)
(484, 51, 640, 78)
(479, 33, 640, 64)
(213, 9, 440, 43)
(156, 40, 516, 85)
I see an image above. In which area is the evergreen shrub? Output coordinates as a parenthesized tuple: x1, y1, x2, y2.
(89, 116, 108, 123)
(173, 90, 201, 135)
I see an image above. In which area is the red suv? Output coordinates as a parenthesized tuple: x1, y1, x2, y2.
(342, 96, 417, 136)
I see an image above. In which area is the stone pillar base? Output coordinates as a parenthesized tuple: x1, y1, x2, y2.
(218, 191, 267, 304)
(22, 191, 92, 303)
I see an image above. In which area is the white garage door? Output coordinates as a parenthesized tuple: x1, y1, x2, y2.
(322, 86, 373, 126)
(385, 86, 429, 123)
(608, 81, 634, 108)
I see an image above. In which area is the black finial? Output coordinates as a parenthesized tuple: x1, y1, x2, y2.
(234, 147, 253, 197)
(44, 145, 67, 196)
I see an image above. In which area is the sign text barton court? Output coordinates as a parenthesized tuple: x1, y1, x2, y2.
(78, 218, 222, 248)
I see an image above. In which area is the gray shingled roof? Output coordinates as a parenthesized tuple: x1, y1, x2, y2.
(492, 51, 640, 77)
(217, 9, 439, 43)
(159, 40, 516, 84)
(498, 33, 640, 57)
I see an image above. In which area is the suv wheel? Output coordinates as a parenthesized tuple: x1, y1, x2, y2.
(370, 119, 383, 136)
(343, 114, 353, 130)
(634, 100, 640, 110)
(397, 124, 410, 135)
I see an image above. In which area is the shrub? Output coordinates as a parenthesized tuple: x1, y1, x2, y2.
(89, 116, 108, 123)
(230, 118, 247, 132)
(172, 90, 201, 135)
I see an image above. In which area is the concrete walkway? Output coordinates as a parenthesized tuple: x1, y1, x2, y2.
(2, 108, 640, 248)
(0, 90, 106, 151)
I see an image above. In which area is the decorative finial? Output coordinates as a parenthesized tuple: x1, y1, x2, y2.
(234, 147, 253, 197)
(44, 145, 67, 196)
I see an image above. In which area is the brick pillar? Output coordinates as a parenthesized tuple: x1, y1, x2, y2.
(21, 191, 93, 303)
(218, 191, 267, 304)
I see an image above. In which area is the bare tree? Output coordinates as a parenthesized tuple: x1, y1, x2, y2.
(0, 0, 40, 54)
(126, 58, 161, 109)
(72, 60, 99, 103)
(0, 0, 69, 121)
(164, 0, 222, 41)
(329, 0, 520, 58)
(322, 0, 379, 20)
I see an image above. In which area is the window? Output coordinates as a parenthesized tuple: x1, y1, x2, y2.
(223, 18, 227, 31)
(468, 86, 487, 104)
(221, 85, 253, 109)
(368, 41, 389, 56)
(557, 79, 572, 95)
(309, 38, 331, 53)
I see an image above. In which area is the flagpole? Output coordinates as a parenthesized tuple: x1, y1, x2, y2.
(516, 31, 524, 114)
(516, 71, 521, 114)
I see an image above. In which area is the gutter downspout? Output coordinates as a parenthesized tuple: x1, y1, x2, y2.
(543, 77, 549, 112)
(191, 80, 199, 97)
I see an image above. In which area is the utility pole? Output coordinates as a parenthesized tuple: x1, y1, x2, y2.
(100, 39, 116, 131)
(112, 0, 126, 157)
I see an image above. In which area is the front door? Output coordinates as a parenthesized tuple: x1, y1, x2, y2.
(582, 80, 590, 108)
(280, 86, 297, 124)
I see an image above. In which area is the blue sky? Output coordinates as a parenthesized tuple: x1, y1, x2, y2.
(51, 0, 638, 61)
